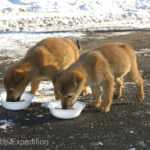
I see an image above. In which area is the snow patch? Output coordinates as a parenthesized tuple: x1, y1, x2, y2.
(135, 48, 150, 56)
(0, 120, 15, 129)
(36, 114, 44, 118)
(0, 0, 150, 32)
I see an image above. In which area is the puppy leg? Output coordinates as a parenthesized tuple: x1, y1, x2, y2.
(80, 87, 88, 96)
(88, 85, 102, 107)
(30, 79, 40, 96)
(53, 83, 61, 100)
(128, 71, 144, 101)
(136, 75, 144, 101)
(114, 77, 124, 100)
(128, 61, 144, 101)
(98, 75, 114, 112)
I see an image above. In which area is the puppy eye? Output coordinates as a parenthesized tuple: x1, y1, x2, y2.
(8, 89, 13, 93)
(67, 95, 73, 98)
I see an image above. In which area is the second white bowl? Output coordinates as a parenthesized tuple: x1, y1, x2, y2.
(47, 100, 85, 119)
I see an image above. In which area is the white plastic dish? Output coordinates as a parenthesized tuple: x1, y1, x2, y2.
(0, 92, 34, 110)
(47, 100, 85, 119)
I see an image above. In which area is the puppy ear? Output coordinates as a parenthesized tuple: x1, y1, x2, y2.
(52, 70, 64, 83)
(71, 71, 83, 87)
(13, 69, 25, 84)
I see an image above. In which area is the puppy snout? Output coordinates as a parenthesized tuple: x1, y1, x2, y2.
(61, 100, 72, 109)
(62, 102, 73, 109)
(6, 96, 21, 102)
(6, 98, 16, 102)
(62, 104, 67, 110)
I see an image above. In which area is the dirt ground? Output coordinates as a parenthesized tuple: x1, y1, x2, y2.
(0, 31, 150, 150)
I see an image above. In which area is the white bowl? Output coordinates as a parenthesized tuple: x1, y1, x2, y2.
(0, 92, 34, 110)
(47, 100, 85, 119)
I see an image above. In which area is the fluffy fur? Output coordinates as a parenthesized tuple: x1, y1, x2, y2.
(54, 42, 144, 112)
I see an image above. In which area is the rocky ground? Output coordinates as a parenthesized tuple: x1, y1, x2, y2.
(0, 31, 150, 150)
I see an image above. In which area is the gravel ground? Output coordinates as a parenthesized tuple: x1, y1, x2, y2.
(0, 31, 150, 150)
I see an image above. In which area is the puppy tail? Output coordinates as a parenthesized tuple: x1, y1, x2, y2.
(76, 40, 82, 52)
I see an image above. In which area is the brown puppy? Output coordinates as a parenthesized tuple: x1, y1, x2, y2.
(3, 37, 81, 101)
(54, 42, 144, 112)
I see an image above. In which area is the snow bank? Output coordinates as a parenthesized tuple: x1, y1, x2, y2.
(0, 0, 150, 32)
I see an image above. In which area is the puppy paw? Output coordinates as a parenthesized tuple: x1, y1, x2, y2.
(88, 101, 101, 108)
(97, 105, 110, 113)
(113, 94, 121, 100)
(80, 88, 88, 96)
(29, 91, 36, 96)
(136, 93, 144, 102)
